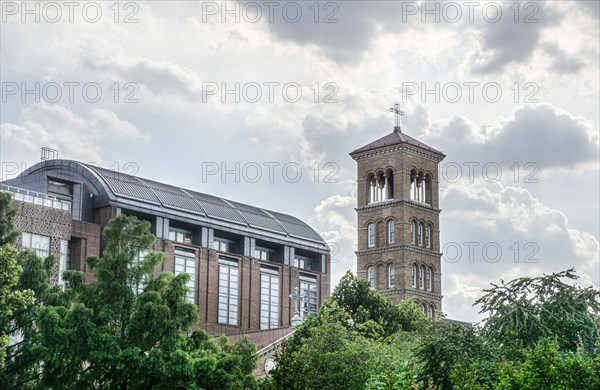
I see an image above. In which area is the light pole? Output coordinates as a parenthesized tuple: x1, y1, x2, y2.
(289, 287, 303, 328)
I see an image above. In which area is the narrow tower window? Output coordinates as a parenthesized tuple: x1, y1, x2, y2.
(427, 267, 433, 291)
(368, 224, 375, 247)
(368, 266, 375, 289)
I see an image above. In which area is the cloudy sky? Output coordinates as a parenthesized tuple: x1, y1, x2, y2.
(1, 0, 598, 322)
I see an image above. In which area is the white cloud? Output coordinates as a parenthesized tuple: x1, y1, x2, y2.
(1, 103, 147, 163)
(422, 103, 598, 169)
(441, 181, 599, 321)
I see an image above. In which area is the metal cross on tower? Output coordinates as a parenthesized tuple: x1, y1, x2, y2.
(390, 103, 405, 130)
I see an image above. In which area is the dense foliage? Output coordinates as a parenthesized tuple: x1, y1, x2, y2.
(0, 193, 33, 369)
(1, 214, 258, 389)
(262, 271, 600, 390)
(1, 192, 598, 388)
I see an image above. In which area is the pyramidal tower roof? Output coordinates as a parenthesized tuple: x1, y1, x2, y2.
(350, 125, 445, 157)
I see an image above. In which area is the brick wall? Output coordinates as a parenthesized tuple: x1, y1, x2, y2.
(13, 200, 72, 284)
(352, 142, 444, 317)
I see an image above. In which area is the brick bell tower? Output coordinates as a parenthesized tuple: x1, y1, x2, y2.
(349, 105, 445, 318)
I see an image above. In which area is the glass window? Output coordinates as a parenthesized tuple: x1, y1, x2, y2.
(410, 221, 416, 244)
(368, 266, 375, 289)
(295, 255, 313, 270)
(427, 305, 434, 318)
(426, 225, 431, 248)
(59, 240, 71, 288)
(368, 224, 375, 247)
(130, 250, 149, 295)
(388, 264, 395, 288)
(419, 265, 425, 289)
(174, 248, 196, 303)
(418, 223, 423, 246)
(427, 267, 433, 291)
(388, 221, 395, 244)
(213, 237, 235, 253)
(218, 258, 239, 326)
(412, 264, 417, 288)
(21, 232, 51, 258)
(299, 275, 318, 319)
(421, 303, 427, 314)
(255, 246, 274, 261)
(169, 229, 192, 245)
(260, 267, 279, 330)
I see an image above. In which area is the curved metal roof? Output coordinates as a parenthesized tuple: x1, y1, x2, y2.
(16, 160, 327, 247)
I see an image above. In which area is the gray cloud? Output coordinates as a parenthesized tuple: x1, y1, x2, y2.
(262, 1, 405, 64)
(441, 182, 599, 322)
(422, 103, 598, 169)
(471, 3, 556, 74)
(543, 43, 585, 74)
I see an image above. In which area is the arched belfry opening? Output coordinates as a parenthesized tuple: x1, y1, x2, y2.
(350, 103, 446, 318)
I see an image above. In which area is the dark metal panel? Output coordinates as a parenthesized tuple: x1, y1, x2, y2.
(186, 190, 248, 225)
(90, 166, 161, 204)
(228, 201, 287, 233)
(267, 210, 325, 242)
(140, 178, 206, 214)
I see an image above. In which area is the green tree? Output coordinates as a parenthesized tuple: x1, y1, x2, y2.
(1, 214, 258, 389)
(264, 274, 428, 390)
(1, 249, 60, 388)
(330, 271, 427, 336)
(0, 192, 20, 246)
(0, 192, 33, 369)
(415, 321, 497, 390)
(496, 338, 599, 389)
(475, 268, 600, 354)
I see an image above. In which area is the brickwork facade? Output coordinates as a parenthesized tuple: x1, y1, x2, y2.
(351, 128, 445, 317)
(13, 199, 72, 284)
(154, 236, 329, 336)
(4, 159, 330, 346)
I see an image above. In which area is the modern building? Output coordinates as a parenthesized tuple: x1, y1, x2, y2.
(350, 118, 445, 318)
(2, 159, 330, 337)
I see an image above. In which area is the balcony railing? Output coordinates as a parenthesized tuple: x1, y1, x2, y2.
(1, 184, 71, 212)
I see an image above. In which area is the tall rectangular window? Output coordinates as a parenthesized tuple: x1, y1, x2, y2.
(218, 258, 239, 326)
(388, 221, 395, 244)
(21, 232, 51, 258)
(300, 274, 318, 319)
(130, 250, 149, 295)
(174, 248, 196, 304)
(59, 240, 72, 288)
(260, 267, 279, 330)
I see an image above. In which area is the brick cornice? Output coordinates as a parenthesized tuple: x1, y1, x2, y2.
(356, 199, 441, 214)
(381, 288, 443, 301)
(356, 244, 442, 257)
(352, 144, 445, 163)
